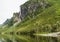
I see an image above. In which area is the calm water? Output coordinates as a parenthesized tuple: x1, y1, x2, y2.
(0, 34, 60, 42)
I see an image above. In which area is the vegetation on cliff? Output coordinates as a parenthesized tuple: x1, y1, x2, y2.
(0, 0, 60, 35)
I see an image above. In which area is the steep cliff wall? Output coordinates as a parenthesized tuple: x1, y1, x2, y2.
(13, 12, 20, 22)
(20, 0, 51, 20)
(3, 0, 51, 26)
(12, 0, 51, 23)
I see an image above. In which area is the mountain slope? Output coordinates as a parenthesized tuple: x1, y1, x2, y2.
(2, 0, 60, 34)
(15, 0, 60, 33)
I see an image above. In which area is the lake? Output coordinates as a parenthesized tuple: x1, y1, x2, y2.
(0, 34, 60, 42)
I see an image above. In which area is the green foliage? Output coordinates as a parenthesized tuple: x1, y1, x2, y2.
(6, 18, 14, 27)
(15, 0, 60, 34)
(3, 17, 14, 27)
(1, 0, 60, 35)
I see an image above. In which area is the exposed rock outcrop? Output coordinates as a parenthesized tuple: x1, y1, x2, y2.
(3, 0, 51, 26)
(13, 12, 21, 22)
(19, 0, 51, 20)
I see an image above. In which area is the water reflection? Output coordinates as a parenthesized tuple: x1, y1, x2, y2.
(0, 34, 60, 42)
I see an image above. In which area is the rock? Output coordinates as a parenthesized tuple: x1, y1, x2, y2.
(19, 0, 50, 20)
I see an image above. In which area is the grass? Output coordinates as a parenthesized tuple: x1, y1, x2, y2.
(1, 0, 60, 34)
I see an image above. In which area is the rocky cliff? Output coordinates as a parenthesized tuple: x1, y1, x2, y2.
(12, 0, 51, 24)
(20, 0, 51, 20)
(3, 0, 51, 26)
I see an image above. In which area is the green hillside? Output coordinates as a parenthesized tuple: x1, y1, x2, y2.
(15, 0, 60, 33)
(1, 0, 60, 35)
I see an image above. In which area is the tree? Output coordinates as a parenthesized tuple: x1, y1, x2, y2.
(7, 17, 14, 27)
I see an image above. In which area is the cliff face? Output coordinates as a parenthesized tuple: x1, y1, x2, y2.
(3, 0, 51, 25)
(20, 0, 51, 20)
(13, 0, 51, 23)
(13, 12, 21, 22)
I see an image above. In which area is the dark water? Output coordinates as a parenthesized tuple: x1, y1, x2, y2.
(0, 34, 60, 42)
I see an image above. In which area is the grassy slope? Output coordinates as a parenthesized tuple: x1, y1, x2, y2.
(3, 0, 60, 34)
(16, 0, 60, 32)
